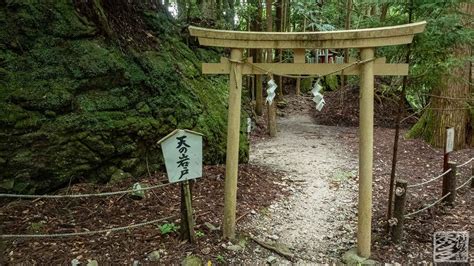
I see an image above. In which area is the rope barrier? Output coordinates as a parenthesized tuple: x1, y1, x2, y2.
(404, 193, 451, 218)
(405, 170, 473, 218)
(407, 169, 451, 188)
(400, 102, 431, 123)
(458, 157, 473, 168)
(407, 158, 473, 189)
(456, 176, 473, 190)
(245, 57, 377, 79)
(0, 214, 178, 238)
(0, 182, 173, 199)
(420, 94, 473, 101)
(227, 57, 377, 80)
(426, 107, 472, 111)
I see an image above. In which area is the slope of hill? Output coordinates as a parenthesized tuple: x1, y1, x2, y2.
(0, 1, 248, 193)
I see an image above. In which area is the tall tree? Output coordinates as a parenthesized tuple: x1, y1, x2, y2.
(177, 0, 187, 20)
(380, 2, 389, 22)
(251, 0, 264, 116)
(408, 2, 473, 149)
(225, 0, 235, 28)
(200, 0, 216, 20)
(266, 0, 277, 136)
(340, 0, 352, 94)
(274, 0, 283, 100)
(216, 0, 222, 20)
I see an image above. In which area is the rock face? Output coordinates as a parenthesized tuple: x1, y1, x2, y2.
(0, 1, 248, 193)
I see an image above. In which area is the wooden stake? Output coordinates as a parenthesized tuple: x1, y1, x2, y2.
(392, 180, 407, 243)
(267, 101, 277, 137)
(180, 181, 195, 243)
(442, 162, 457, 205)
(256, 75, 263, 115)
(184, 181, 195, 243)
(357, 47, 374, 259)
(223, 48, 243, 239)
(295, 78, 301, 96)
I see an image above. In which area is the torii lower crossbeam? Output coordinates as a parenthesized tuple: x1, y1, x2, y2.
(203, 57, 408, 76)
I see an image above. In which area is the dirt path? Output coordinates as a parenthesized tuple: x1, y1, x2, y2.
(235, 114, 359, 263)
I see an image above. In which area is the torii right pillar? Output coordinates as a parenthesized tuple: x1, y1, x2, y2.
(358, 48, 375, 258)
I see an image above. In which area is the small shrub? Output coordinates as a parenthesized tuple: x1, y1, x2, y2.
(196, 230, 205, 238)
(159, 222, 179, 235)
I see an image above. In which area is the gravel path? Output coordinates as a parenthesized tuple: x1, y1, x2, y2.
(236, 114, 359, 264)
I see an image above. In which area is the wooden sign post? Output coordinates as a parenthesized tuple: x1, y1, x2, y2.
(442, 127, 455, 204)
(158, 129, 204, 243)
(189, 22, 426, 258)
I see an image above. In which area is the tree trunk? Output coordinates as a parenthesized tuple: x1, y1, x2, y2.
(274, 0, 283, 101)
(266, 0, 277, 137)
(215, 0, 221, 20)
(201, 0, 215, 20)
(254, 0, 263, 116)
(380, 3, 389, 22)
(177, 0, 187, 20)
(226, 0, 235, 28)
(408, 3, 473, 149)
(341, 0, 352, 93)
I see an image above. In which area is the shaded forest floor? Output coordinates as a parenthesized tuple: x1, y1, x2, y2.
(1, 91, 472, 264)
(237, 92, 472, 264)
(308, 86, 472, 263)
(0, 165, 289, 264)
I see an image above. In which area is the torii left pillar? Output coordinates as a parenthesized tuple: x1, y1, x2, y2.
(358, 48, 374, 258)
(222, 48, 243, 238)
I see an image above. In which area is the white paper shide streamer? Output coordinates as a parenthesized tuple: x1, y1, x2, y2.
(266, 79, 277, 104)
(312, 79, 325, 111)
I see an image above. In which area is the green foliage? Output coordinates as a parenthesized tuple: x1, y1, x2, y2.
(236, 3, 259, 29)
(332, 170, 356, 182)
(283, 0, 473, 112)
(216, 254, 226, 263)
(195, 230, 205, 237)
(28, 222, 45, 233)
(291, 1, 337, 32)
(351, 0, 473, 111)
(159, 222, 179, 235)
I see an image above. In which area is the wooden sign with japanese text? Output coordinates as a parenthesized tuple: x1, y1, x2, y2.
(158, 129, 203, 183)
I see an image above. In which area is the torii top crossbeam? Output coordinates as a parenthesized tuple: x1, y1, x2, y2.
(189, 21, 426, 49)
(189, 22, 426, 260)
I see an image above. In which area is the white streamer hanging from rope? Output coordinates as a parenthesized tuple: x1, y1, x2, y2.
(311, 78, 325, 111)
(266, 78, 277, 105)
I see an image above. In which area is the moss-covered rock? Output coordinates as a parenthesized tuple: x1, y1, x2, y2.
(0, 1, 248, 193)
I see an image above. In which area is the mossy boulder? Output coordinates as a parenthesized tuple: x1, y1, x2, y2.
(0, 1, 248, 193)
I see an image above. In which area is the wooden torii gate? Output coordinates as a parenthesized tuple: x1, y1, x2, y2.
(189, 21, 426, 258)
